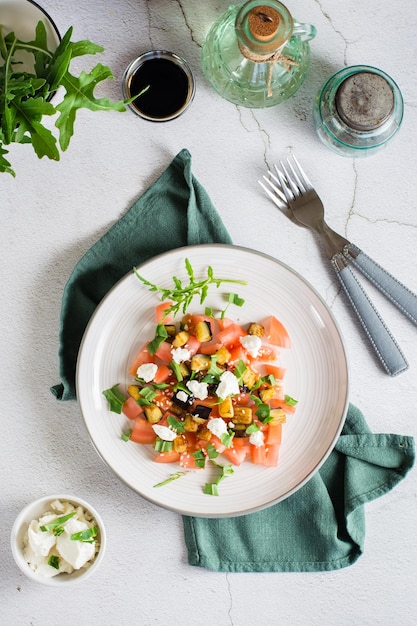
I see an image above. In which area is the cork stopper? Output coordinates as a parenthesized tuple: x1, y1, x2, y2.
(248, 5, 280, 42)
(335, 72, 395, 131)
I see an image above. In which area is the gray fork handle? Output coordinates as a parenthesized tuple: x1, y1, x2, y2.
(344, 243, 417, 325)
(332, 255, 408, 376)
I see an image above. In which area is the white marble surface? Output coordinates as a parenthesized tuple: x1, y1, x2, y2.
(2, 0, 417, 624)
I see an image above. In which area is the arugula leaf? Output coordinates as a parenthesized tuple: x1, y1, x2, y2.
(0, 21, 129, 175)
(134, 259, 247, 320)
(56, 64, 126, 151)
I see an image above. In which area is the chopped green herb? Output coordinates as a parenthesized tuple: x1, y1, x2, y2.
(204, 461, 235, 496)
(246, 423, 260, 434)
(203, 483, 219, 496)
(48, 555, 60, 570)
(169, 360, 183, 382)
(70, 527, 98, 543)
(136, 386, 157, 405)
(167, 415, 185, 433)
(121, 430, 132, 442)
(191, 449, 206, 468)
(255, 403, 270, 421)
(206, 443, 219, 459)
(40, 511, 77, 532)
(206, 355, 224, 378)
(154, 440, 173, 452)
(154, 471, 187, 488)
(285, 394, 298, 406)
(147, 323, 168, 355)
(221, 430, 235, 448)
(102, 384, 126, 413)
(234, 359, 247, 381)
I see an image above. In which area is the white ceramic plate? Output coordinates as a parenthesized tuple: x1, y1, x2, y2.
(76, 245, 349, 517)
(0, 0, 60, 72)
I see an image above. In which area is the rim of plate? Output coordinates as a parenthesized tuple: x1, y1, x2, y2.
(76, 244, 350, 517)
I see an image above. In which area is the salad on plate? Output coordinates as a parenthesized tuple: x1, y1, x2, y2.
(103, 259, 297, 495)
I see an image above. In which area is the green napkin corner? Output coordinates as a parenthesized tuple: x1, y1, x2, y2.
(51, 148, 415, 572)
(183, 404, 414, 572)
(51, 148, 231, 401)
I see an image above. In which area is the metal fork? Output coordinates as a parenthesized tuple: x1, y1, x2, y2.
(260, 155, 417, 376)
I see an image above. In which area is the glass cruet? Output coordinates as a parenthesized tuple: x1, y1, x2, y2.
(201, 0, 316, 108)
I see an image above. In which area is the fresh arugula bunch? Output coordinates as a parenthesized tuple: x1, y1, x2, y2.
(0, 20, 128, 176)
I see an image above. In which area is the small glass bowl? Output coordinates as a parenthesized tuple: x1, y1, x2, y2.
(122, 50, 195, 122)
(10, 494, 106, 586)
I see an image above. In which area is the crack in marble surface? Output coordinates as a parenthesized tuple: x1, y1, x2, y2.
(225, 573, 234, 625)
(176, 0, 200, 47)
(344, 160, 358, 236)
(314, 0, 350, 65)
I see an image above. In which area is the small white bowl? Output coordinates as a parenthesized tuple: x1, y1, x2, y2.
(11, 494, 106, 586)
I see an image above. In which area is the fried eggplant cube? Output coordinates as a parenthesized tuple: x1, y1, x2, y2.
(233, 406, 253, 425)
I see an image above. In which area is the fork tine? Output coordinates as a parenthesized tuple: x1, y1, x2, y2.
(278, 161, 299, 199)
(285, 157, 307, 194)
(258, 178, 286, 209)
(273, 164, 293, 202)
(264, 172, 287, 204)
(288, 155, 313, 191)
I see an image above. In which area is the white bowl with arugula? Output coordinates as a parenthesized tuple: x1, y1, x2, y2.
(0, 0, 128, 177)
(11, 494, 106, 586)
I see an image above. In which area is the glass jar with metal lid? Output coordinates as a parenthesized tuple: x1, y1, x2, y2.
(313, 65, 404, 157)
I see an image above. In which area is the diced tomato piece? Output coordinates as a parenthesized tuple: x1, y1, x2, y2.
(198, 342, 222, 355)
(179, 451, 203, 469)
(209, 435, 226, 454)
(265, 423, 282, 445)
(184, 432, 198, 449)
(250, 442, 279, 466)
(122, 396, 144, 420)
(155, 302, 174, 323)
(233, 392, 252, 406)
(154, 341, 173, 363)
(184, 335, 201, 356)
(217, 323, 246, 348)
(250, 444, 267, 465)
(264, 364, 286, 380)
(130, 417, 156, 444)
(263, 316, 291, 348)
(222, 439, 250, 465)
(153, 451, 181, 463)
(153, 364, 171, 384)
(153, 392, 172, 412)
(217, 317, 234, 331)
(128, 344, 155, 376)
(228, 345, 250, 364)
(264, 444, 280, 466)
(269, 398, 297, 413)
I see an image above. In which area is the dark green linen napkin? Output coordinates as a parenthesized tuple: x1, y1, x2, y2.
(183, 404, 414, 572)
(51, 148, 414, 572)
(51, 148, 232, 401)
